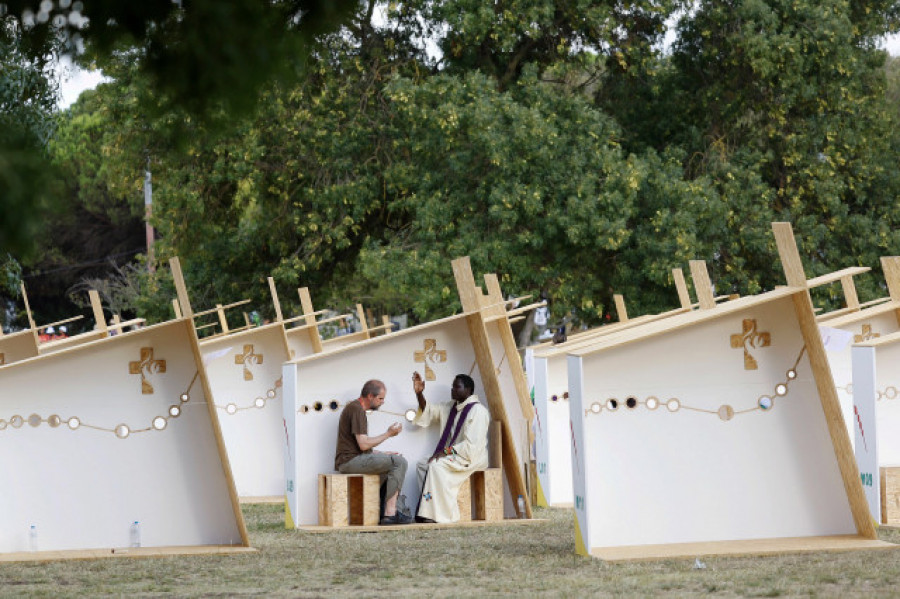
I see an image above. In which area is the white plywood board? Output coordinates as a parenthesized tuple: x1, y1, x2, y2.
(530, 352, 573, 506)
(866, 341, 900, 468)
(0, 320, 245, 554)
(820, 309, 900, 450)
(200, 323, 293, 498)
(851, 345, 880, 521)
(568, 295, 857, 554)
(284, 314, 524, 526)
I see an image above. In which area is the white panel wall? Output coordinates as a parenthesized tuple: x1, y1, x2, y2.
(0, 320, 242, 553)
(569, 296, 856, 552)
(200, 323, 294, 498)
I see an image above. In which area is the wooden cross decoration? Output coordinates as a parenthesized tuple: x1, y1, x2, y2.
(128, 347, 167, 394)
(235, 344, 263, 381)
(414, 338, 447, 381)
(730, 319, 771, 370)
(854, 324, 880, 343)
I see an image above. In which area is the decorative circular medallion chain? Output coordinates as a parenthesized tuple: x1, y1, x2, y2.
(218, 377, 282, 415)
(0, 371, 200, 438)
(297, 400, 417, 422)
(834, 383, 898, 401)
(584, 346, 806, 422)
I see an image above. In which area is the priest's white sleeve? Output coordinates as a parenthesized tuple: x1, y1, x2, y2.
(413, 400, 443, 428)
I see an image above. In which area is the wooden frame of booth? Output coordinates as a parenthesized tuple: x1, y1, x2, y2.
(565, 223, 895, 562)
(282, 256, 540, 530)
(0, 260, 251, 562)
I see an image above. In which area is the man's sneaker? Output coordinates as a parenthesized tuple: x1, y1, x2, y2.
(380, 512, 414, 525)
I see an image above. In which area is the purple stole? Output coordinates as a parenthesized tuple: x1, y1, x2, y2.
(433, 401, 477, 455)
(416, 400, 477, 518)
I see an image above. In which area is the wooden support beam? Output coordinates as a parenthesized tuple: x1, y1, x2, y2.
(840, 274, 860, 312)
(172, 298, 183, 319)
(806, 266, 871, 289)
(380, 315, 393, 336)
(882, 257, 900, 302)
(771, 222, 876, 540)
(452, 257, 532, 519)
(193, 299, 251, 318)
(689, 260, 716, 310)
(482, 274, 508, 320)
(613, 294, 628, 322)
(483, 274, 534, 424)
(298, 287, 324, 353)
(880, 257, 900, 329)
(268, 277, 284, 322)
(482, 300, 546, 323)
(281, 310, 327, 326)
(215, 304, 230, 334)
(19, 283, 40, 348)
(355, 304, 370, 339)
(673, 268, 693, 310)
(860, 297, 891, 309)
(88, 289, 108, 335)
(38, 314, 84, 330)
(169, 257, 193, 318)
(108, 317, 145, 332)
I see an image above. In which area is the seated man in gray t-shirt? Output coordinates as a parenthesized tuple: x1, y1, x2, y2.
(334, 379, 412, 525)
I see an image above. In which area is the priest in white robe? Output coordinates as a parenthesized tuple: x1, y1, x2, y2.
(412, 370, 490, 523)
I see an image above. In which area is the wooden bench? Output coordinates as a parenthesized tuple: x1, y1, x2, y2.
(318, 473, 381, 527)
(456, 468, 504, 522)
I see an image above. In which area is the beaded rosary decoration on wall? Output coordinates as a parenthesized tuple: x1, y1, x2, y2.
(219, 377, 282, 415)
(0, 371, 200, 438)
(836, 383, 900, 402)
(584, 346, 807, 422)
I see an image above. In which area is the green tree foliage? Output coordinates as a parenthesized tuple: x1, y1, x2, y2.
(0, 15, 60, 257)
(356, 70, 720, 322)
(15, 0, 900, 336)
(659, 0, 900, 303)
(0, 0, 358, 257)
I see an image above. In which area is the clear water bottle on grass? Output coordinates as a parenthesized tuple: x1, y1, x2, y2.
(28, 525, 38, 552)
(130, 521, 141, 548)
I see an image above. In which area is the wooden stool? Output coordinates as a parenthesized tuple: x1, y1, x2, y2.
(318, 473, 381, 527)
(456, 468, 504, 522)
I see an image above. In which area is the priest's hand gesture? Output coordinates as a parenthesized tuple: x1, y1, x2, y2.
(412, 371, 426, 411)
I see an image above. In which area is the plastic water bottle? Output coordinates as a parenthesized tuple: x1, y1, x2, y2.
(28, 525, 38, 551)
(130, 521, 141, 548)
(517, 495, 526, 518)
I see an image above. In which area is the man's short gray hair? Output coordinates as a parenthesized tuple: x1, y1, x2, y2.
(360, 379, 385, 398)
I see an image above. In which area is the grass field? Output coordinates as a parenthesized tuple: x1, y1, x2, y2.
(3, 504, 900, 597)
